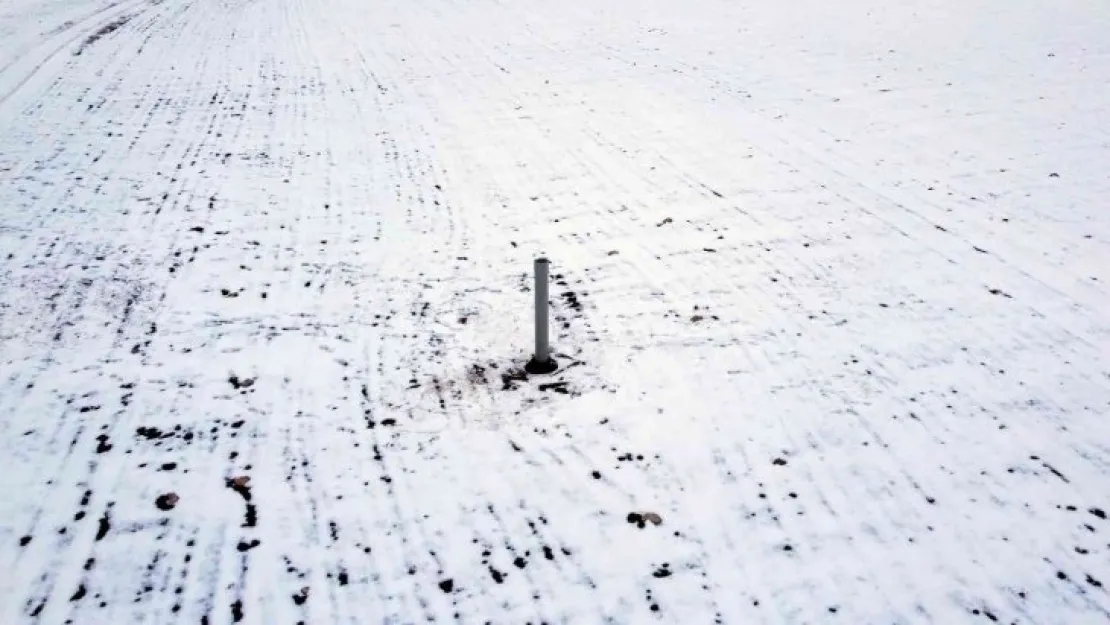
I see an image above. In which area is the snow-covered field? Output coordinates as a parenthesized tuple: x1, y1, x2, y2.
(2, 0, 1109, 622)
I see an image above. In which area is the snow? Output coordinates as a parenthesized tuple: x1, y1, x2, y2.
(1, 0, 1110, 622)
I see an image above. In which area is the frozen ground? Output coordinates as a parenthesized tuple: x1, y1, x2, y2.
(2, 0, 1110, 622)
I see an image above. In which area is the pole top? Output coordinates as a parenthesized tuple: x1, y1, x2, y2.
(535, 257, 549, 264)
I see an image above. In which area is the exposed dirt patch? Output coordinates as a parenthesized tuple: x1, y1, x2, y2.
(75, 15, 132, 55)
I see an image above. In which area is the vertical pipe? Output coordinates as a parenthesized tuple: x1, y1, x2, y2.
(534, 257, 550, 364)
(526, 257, 557, 374)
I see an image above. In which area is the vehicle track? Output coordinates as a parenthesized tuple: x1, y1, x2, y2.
(2, 0, 1110, 623)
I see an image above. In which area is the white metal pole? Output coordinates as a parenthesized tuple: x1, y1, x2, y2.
(527, 257, 557, 374)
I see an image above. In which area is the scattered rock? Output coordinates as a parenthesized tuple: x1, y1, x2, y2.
(500, 368, 528, 391)
(155, 493, 179, 511)
(772, 458, 788, 466)
(292, 587, 309, 605)
(136, 426, 167, 440)
(236, 539, 260, 552)
(627, 511, 663, 528)
(226, 476, 255, 526)
(95, 512, 110, 540)
(438, 579, 454, 593)
(1090, 508, 1106, 520)
(560, 290, 582, 312)
(488, 566, 505, 583)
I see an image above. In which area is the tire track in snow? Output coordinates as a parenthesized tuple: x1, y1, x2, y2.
(0, 0, 149, 115)
(0, 0, 307, 622)
(4, 0, 1110, 623)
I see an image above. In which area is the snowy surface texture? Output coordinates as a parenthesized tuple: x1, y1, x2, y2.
(2, 0, 1110, 623)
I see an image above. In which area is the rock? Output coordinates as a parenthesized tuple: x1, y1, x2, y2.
(642, 512, 663, 526)
(292, 586, 309, 605)
(155, 493, 179, 511)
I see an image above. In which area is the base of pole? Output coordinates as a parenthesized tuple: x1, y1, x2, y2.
(525, 357, 558, 375)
